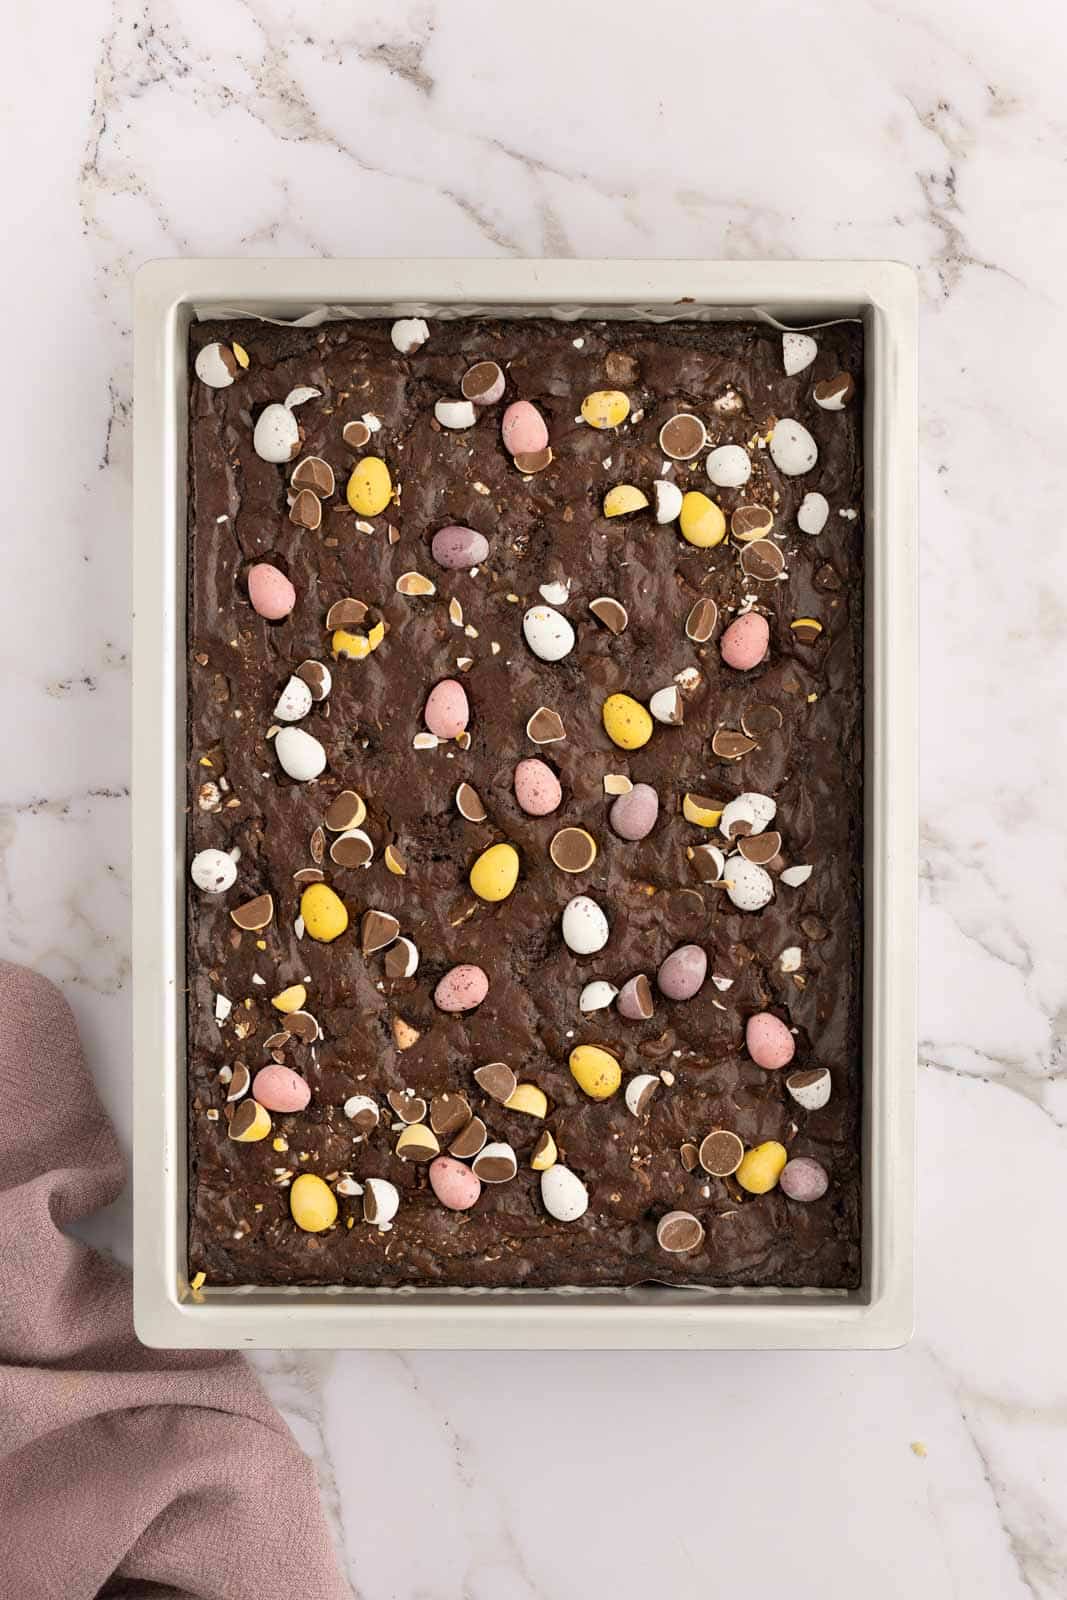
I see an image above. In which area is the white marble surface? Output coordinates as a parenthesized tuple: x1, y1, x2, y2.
(5, 0, 1067, 1594)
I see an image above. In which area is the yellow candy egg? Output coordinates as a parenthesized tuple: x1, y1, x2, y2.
(603, 485, 650, 518)
(679, 491, 726, 548)
(736, 1140, 788, 1195)
(331, 628, 371, 661)
(569, 1044, 622, 1101)
(346, 456, 393, 517)
(271, 984, 307, 1013)
(290, 1172, 338, 1233)
(300, 882, 349, 943)
(602, 693, 653, 750)
(682, 793, 724, 828)
(581, 390, 630, 429)
(469, 842, 519, 902)
(504, 1083, 548, 1118)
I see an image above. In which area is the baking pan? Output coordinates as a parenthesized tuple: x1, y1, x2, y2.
(132, 259, 916, 1349)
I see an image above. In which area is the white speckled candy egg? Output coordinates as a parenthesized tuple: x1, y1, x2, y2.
(706, 444, 751, 488)
(797, 492, 830, 535)
(726, 856, 774, 911)
(190, 848, 237, 893)
(579, 980, 618, 1013)
(769, 418, 818, 477)
(561, 895, 609, 954)
(783, 332, 818, 376)
(434, 398, 477, 430)
(194, 342, 238, 388)
(391, 318, 430, 354)
(275, 725, 327, 782)
(609, 782, 659, 841)
(273, 675, 313, 722)
(656, 943, 708, 1001)
(523, 605, 575, 662)
(253, 402, 301, 463)
(541, 1164, 589, 1222)
(786, 1067, 832, 1111)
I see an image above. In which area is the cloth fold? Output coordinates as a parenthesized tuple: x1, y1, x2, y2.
(0, 960, 349, 1600)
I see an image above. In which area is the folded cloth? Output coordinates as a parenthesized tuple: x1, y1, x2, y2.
(0, 961, 350, 1600)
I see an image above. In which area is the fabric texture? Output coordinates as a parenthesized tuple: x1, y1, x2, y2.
(0, 960, 350, 1600)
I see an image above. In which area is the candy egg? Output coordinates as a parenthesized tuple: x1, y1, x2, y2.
(273, 675, 313, 722)
(746, 1011, 796, 1070)
(783, 332, 818, 375)
(424, 678, 470, 739)
(462, 361, 506, 405)
(652, 479, 683, 523)
(726, 857, 774, 911)
(609, 782, 659, 841)
(616, 973, 653, 1021)
(300, 882, 349, 942)
(570, 1043, 620, 1100)
(786, 1066, 832, 1111)
(363, 1176, 400, 1225)
(228, 1101, 271, 1142)
(581, 390, 630, 428)
(431, 525, 490, 569)
(798, 492, 830, 535)
(561, 895, 609, 955)
(514, 758, 562, 816)
(541, 1164, 589, 1222)
(530, 1130, 557, 1170)
(469, 842, 519, 902)
(625, 1073, 660, 1117)
(679, 491, 726, 548)
(736, 1140, 788, 1195)
(434, 398, 477, 430)
(720, 611, 770, 671)
(195, 342, 238, 388)
(602, 693, 653, 750)
(290, 1172, 338, 1233)
(346, 456, 393, 516)
(501, 400, 549, 456)
(434, 963, 489, 1012)
(253, 402, 301, 463)
(275, 725, 326, 782)
(579, 980, 618, 1013)
(190, 848, 237, 893)
(522, 605, 575, 663)
(429, 1155, 482, 1211)
(705, 444, 751, 488)
(769, 418, 818, 476)
(247, 562, 296, 620)
(603, 485, 649, 518)
(780, 1156, 829, 1202)
(657, 943, 707, 1001)
(391, 317, 430, 354)
(657, 1211, 705, 1254)
(252, 1064, 311, 1114)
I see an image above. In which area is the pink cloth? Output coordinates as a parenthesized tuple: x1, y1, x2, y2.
(0, 961, 350, 1600)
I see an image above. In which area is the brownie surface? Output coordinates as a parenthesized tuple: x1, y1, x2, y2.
(186, 314, 863, 1289)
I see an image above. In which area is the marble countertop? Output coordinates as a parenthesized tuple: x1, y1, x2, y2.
(5, 0, 1066, 1594)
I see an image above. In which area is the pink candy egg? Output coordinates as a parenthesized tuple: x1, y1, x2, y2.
(424, 678, 470, 739)
(514, 758, 562, 816)
(720, 611, 769, 671)
(431, 525, 490, 570)
(247, 562, 296, 621)
(780, 1156, 829, 1202)
(745, 1012, 796, 1070)
(434, 963, 489, 1012)
(609, 782, 659, 841)
(501, 400, 549, 457)
(429, 1155, 482, 1211)
(656, 943, 708, 1001)
(252, 1064, 311, 1113)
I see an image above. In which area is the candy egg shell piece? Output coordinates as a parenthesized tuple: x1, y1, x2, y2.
(679, 492, 726, 548)
(290, 1172, 338, 1233)
(195, 342, 237, 388)
(253, 403, 300, 463)
(469, 842, 519, 902)
(780, 1156, 829, 1202)
(190, 848, 237, 893)
(603, 485, 649, 517)
(653, 479, 683, 524)
(581, 390, 630, 428)
(783, 332, 818, 375)
(541, 1164, 589, 1222)
(769, 418, 818, 477)
(434, 399, 477, 430)
(300, 882, 349, 942)
(363, 1176, 399, 1224)
(602, 694, 653, 750)
(738, 791, 777, 831)
(275, 725, 326, 782)
(346, 457, 393, 516)
(657, 943, 708, 1001)
(609, 782, 659, 841)
(434, 963, 489, 1012)
(501, 400, 549, 456)
(429, 1156, 482, 1211)
(253, 1064, 311, 1114)
(798, 492, 830, 535)
(247, 562, 296, 621)
(706, 445, 751, 488)
(522, 605, 575, 663)
(579, 980, 618, 1013)
(424, 678, 470, 739)
(746, 1011, 796, 1070)
(726, 857, 774, 911)
(273, 675, 313, 722)
(514, 758, 562, 816)
(561, 895, 609, 955)
(616, 974, 652, 1020)
(736, 1140, 788, 1195)
(720, 611, 770, 671)
(431, 525, 490, 569)
(569, 1044, 621, 1100)
(391, 317, 430, 354)
(786, 1067, 832, 1111)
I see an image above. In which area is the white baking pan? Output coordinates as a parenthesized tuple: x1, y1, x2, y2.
(131, 259, 917, 1349)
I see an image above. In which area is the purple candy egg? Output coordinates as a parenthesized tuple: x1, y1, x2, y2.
(779, 1157, 829, 1202)
(430, 525, 490, 570)
(656, 944, 707, 1001)
(609, 782, 659, 841)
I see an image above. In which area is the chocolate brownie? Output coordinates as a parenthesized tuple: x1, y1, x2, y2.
(185, 314, 863, 1289)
